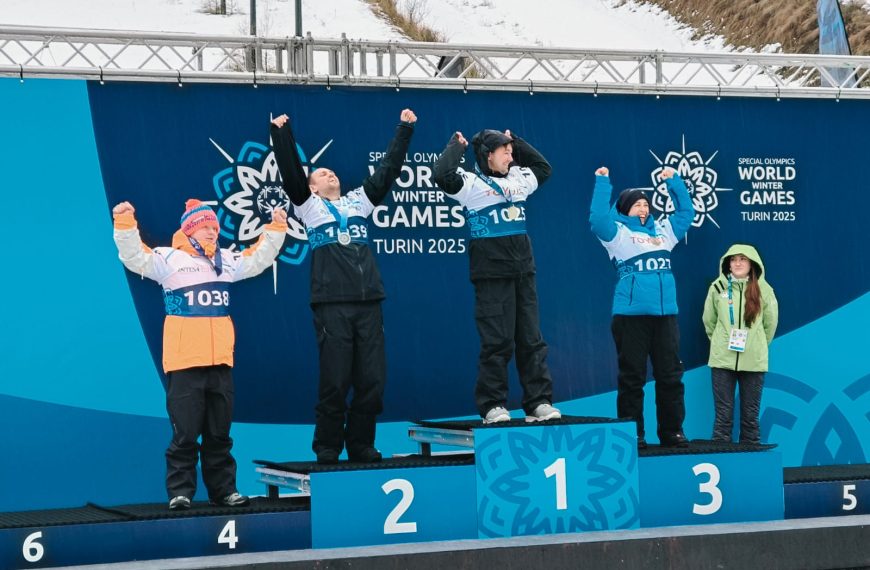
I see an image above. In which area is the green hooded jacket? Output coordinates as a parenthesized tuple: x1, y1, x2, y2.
(702, 244, 779, 372)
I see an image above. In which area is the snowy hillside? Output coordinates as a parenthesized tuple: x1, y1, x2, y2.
(2, 0, 730, 53)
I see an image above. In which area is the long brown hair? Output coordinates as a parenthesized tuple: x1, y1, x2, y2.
(743, 260, 762, 326)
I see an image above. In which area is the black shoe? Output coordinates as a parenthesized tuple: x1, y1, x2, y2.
(660, 431, 689, 448)
(316, 449, 340, 465)
(348, 447, 382, 463)
(637, 437, 648, 450)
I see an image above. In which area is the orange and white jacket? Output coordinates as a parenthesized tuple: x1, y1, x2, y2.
(113, 213, 287, 372)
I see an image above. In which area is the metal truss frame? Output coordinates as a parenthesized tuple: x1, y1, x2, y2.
(1, 25, 869, 99)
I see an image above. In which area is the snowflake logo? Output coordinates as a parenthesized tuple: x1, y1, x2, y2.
(208, 123, 334, 265)
(475, 424, 639, 537)
(647, 135, 732, 229)
(162, 290, 183, 315)
(466, 210, 491, 239)
(762, 372, 869, 465)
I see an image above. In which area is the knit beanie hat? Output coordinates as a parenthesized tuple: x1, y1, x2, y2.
(471, 129, 513, 174)
(616, 188, 649, 215)
(180, 199, 219, 236)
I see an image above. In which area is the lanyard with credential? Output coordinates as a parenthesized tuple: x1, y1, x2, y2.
(727, 275, 736, 326)
(321, 197, 351, 244)
(188, 237, 222, 276)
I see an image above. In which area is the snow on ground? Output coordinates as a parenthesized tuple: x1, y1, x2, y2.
(0, 0, 405, 40)
(420, 0, 727, 52)
(1, 0, 773, 87)
(2, 0, 728, 52)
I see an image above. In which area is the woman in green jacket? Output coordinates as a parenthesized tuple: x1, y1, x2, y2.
(702, 244, 778, 444)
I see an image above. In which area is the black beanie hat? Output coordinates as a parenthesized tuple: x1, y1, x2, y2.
(616, 188, 649, 215)
(471, 129, 513, 174)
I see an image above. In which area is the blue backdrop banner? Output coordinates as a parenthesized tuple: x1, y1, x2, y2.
(1, 77, 868, 510)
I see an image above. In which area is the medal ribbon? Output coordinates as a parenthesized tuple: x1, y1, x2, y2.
(321, 198, 349, 235)
(188, 237, 223, 276)
(473, 163, 513, 205)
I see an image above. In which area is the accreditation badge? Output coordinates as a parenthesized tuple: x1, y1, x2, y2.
(728, 327, 748, 352)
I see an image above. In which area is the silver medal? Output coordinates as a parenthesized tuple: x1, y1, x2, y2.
(337, 231, 352, 246)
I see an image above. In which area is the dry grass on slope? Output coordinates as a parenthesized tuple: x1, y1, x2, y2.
(366, 0, 446, 42)
(643, 0, 870, 55)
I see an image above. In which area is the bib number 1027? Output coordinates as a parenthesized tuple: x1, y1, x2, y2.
(634, 257, 671, 272)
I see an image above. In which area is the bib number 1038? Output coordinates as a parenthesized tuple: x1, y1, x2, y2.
(184, 290, 229, 307)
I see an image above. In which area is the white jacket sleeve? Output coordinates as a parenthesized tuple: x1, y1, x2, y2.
(113, 227, 171, 283)
(232, 226, 286, 282)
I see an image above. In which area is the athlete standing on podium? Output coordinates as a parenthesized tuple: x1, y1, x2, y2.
(270, 109, 416, 464)
(112, 199, 287, 509)
(433, 128, 561, 424)
(589, 165, 693, 448)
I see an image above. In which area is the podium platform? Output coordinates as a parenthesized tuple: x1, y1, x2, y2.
(0, 497, 310, 568)
(254, 454, 477, 548)
(638, 440, 783, 526)
(784, 463, 870, 518)
(3, 415, 861, 567)
(411, 416, 641, 537)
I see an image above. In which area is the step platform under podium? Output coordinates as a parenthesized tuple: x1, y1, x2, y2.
(8, 416, 857, 566)
(409, 418, 784, 533)
(637, 439, 783, 527)
(784, 463, 870, 518)
(254, 454, 477, 548)
(0, 497, 310, 568)
(412, 416, 642, 538)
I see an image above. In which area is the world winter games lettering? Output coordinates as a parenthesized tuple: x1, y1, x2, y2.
(367, 150, 467, 255)
(736, 157, 797, 222)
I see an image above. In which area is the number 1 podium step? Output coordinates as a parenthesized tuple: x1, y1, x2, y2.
(412, 416, 642, 538)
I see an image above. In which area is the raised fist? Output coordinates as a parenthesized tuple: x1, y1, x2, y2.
(400, 109, 417, 124)
(113, 201, 135, 216)
(271, 114, 289, 128)
(272, 208, 288, 224)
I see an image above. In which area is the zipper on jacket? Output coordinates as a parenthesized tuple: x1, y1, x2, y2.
(733, 284, 743, 371)
(358, 258, 365, 300)
(658, 273, 664, 315)
(628, 275, 635, 306)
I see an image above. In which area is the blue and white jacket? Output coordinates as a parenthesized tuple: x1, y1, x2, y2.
(589, 173, 694, 316)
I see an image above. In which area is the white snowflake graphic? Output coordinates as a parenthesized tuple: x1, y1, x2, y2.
(646, 135, 732, 229)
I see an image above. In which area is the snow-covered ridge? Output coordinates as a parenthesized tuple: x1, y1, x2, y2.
(2, 0, 727, 52)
